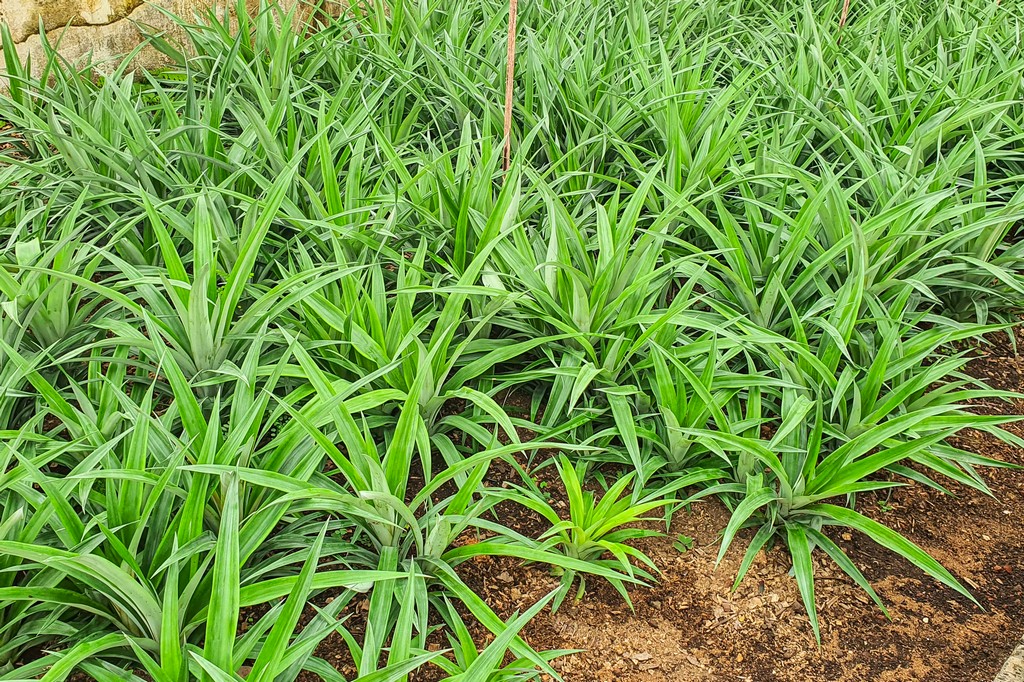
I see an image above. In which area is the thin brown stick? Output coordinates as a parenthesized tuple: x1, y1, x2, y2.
(502, 0, 519, 173)
(837, 0, 851, 44)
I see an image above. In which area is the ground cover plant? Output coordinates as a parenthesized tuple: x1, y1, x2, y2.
(1, 0, 1024, 678)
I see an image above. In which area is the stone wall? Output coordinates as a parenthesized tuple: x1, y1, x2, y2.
(0, 0, 315, 76)
(2, 0, 205, 73)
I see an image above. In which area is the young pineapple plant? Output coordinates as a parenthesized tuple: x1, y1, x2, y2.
(2, 0, 1024, 676)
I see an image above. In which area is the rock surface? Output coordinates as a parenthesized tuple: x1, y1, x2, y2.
(2, 0, 201, 73)
(997, 635, 1024, 682)
(0, 0, 310, 76)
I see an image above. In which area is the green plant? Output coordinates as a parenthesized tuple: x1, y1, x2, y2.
(488, 455, 717, 609)
(2, 0, 1024, 671)
(693, 390, 1020, 643)
(672, 535, 694, 554)
(431, 590, 569, 681)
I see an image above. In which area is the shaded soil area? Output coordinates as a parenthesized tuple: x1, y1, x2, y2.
(300, 330, 1024, 682)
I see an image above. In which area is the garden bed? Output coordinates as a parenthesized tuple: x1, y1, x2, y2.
(460, 426, 1024, 682)
(288, 335, 1024, 682)
(4, 1, 1024, 681)
(466, 339, 1024, 682)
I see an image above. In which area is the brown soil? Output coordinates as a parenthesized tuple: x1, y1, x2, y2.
(300, 330, 1024, 682)
(459, 339, 1024, 681)
(0, 121, 28, 160)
